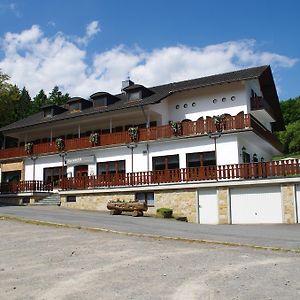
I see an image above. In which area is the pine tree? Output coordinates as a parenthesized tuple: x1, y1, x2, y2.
(31, 89, 48, 113)
(16, 87, 32, 119)
(48, 86, 70, 106)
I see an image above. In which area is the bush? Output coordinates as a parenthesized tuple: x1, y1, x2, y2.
(156, 208, 173, 218)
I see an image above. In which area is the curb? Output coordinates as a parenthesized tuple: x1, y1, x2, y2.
(1, 215, 300, 254)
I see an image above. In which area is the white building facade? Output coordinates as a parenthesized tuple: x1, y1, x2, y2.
(1, 65, 299, 224)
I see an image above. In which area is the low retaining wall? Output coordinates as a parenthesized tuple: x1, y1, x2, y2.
(59, 178, 300, 224)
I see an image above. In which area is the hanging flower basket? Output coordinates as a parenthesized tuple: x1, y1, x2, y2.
(89, 133, 99, 145)
(212, 114, 225, 132)
(55, 138, 65, 151)
(128, 127, 139, 142)
(169, 121, 181, 135)
(24, 142, 33, 155)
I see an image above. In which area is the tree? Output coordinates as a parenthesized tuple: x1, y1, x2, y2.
(277, 96, 300, 155)
(0, 72, 21, 128)
(31, 89, 48, 114)
(48, 86, 70, 106)
(15, 87, 32, 119)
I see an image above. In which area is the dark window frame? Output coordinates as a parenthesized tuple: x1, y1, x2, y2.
(186, 151, 216, 168)
(97, 160, 126, 175)
(152, 154, 179, 171)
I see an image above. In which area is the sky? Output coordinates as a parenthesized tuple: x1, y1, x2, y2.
(0, 0, 299, 100)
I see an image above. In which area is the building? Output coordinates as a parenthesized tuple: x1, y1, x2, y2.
(0, 65, 299, 224)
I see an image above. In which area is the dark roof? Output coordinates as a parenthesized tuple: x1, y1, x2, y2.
(66, 97, 89, 104)
(0, 65, 283, 133)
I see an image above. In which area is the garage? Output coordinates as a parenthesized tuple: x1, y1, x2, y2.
(198, 189, 218, 224)
(296, 185, 300, 223)
(230, 186, 282, 224)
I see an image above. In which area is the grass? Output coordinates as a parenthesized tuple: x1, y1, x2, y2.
(272, 152, 300, 160)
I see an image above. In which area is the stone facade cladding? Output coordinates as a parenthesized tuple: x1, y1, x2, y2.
(281, 184, 296, 224)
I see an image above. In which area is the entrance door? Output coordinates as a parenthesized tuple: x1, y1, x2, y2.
(198, 189, 218, 224)
(74, 165, 88, 177)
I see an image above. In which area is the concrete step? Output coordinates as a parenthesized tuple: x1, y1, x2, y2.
(34, 193, 60, 206)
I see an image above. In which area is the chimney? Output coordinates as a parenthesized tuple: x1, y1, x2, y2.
(121, 79, 134, 92)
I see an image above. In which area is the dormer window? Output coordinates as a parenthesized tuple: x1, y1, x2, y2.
(67, 97, 92, 113)
(69, 102, 81, 112)
(90, 92, 120, 108)
(122, 84, 153, 102)
(41, 104, 67, 118)
(128, 90, 141, 101)
(44, 108, 53, 118)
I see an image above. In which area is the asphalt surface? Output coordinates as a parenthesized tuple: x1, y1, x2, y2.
(0, 205, 300, 250)
(1, 220, 300, 300)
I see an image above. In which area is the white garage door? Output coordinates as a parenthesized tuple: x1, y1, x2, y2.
(198, 189, 218, 224)
(231, 186, 282, 224)
(296, 185, 300, 224)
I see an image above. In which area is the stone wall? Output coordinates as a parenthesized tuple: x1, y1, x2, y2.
(61, 193, 135, 211)
(281, 184, 296, 224)
(217, 187, 230, 224)
(153, 189, 197, 223)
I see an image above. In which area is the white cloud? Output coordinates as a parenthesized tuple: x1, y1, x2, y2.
(76, 20, 101, 45)
(0, 25, 297, 98)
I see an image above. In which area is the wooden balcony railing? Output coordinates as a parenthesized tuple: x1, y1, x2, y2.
(0, 180, 53, 194)
(0, 113, 255, 160)
(60, 159, 300, 191)
(250, 96, 275, 120)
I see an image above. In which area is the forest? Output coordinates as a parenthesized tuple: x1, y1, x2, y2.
(0, 71, 299, 157)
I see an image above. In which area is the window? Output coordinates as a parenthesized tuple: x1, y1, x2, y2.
(43, 167, 67, 186)
(222, 97, 226, 102)
(183, 103, 188, 108)
(44, 109, 52, 118)
(136, 192, 154, 206)
(69, 102, 81, 112)
(212, 99, 217, 103)
(186, 151, 216, 167)
(66, 196, 76, 202)
(192, 102, 196, 107)
(176, 104, 180, 109)
(94, 97, 107, 108)
(97, 160, 125, 175)
(128, 91, 141, 101)
(152, 155, 179, 171)
(231, 96, 236, 101)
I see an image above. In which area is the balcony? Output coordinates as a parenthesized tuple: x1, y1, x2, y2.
(250, 96, 276, 121)
(1, 159, 299, 194)
(0, 113, 252, 160)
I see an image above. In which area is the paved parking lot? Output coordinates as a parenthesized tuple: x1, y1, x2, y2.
(0, 220, 300, 300)
(0, 205, 300, 250)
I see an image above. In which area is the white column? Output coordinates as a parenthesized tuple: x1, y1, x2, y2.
(78, 124, 81, 138)
(109, 118, 113, 133)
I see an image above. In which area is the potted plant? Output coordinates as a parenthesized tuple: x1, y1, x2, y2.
(169, 121, 181, 135)
(128, 127, 139, 142)
(89, 133, 99, 145)
(55, 138, 65, 151)
(212, 114, 225, 132)
(24, 142, 33, 155)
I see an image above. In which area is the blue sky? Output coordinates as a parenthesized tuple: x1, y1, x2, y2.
(0, 0, 299, 100)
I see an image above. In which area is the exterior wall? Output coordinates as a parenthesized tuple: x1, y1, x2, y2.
(154, 189, 197, 223)
(167, 81, 248, 122)
(23, 133, 242, 180)
(61, 192, 135, 211)
(296, 185, 300, 223)
(281, 184, 296, 224)
(217, 187, 230, 224)
(60, 189, 197, 223)
(0, 161, 24, 181)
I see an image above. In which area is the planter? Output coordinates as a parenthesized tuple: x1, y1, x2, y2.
(55, 138, 65, 151)
(128, 127, 139, 142)
(89, 133, 99, 145)
(24, 142, 33, 155)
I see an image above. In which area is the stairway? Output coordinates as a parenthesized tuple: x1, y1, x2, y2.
(35, 193, 61, 206)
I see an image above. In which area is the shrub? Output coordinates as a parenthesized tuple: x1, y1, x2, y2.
(156, 207, 173, 218)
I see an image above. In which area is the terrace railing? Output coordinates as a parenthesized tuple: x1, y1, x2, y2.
(0, 113, 252, 160)
(60, 159, 300, 191)
(0, 180, 53, 194)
